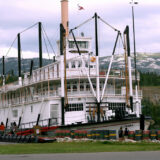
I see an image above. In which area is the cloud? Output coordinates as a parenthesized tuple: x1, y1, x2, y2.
(0, 0, 160, 58)
(1, 46, 54, 59)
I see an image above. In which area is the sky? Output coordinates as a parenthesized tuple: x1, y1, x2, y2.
(0, 0, 160, 59)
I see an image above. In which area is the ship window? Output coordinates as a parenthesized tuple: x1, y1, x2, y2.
(72, 62, 75, 68)
(78, 61, 82, 67)
(73, 85, 77, 91)
(66, 63, 69, 68)
(79, 41, 88, 49)
(86, 84, 90, 91)
(69, 41, 89, 49)
(12, 110, 18, 118)
(85, 61, 88, 67)
(50, 104, 58, 118)
(69, 41, 75, 48)
(80, 84, 84, 91)
(67, 85, 71, 90)
(65, 103, 83, 112)
(93, 84, 96, 89)
(31, 106, 33, 113)
(50, 104, 58, 125)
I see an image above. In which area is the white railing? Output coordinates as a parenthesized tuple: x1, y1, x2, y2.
(0, 87, 142, 108)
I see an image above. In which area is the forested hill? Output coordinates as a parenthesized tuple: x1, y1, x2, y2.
(140, 72, 160, 86)
(1, 52, 160, 75)
(1, 52, 160, 76)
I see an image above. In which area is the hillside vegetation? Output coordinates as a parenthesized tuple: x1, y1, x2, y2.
(140, 72, 160, 86)
(140, 72, 160, 129)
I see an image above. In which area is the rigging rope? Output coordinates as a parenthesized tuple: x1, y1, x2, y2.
(120, 33, 125, 48)
(5, 36, 17, 57)
(71, 16, 94, 31)
(5, 22, 38, 58)
(19, 22, 38, 34)
(98, 16, 120, 32)
(42, 30, 50, 60)
(42, 25, 56, 55)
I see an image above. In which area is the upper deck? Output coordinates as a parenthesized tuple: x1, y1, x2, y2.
(0, 55, 140, 93)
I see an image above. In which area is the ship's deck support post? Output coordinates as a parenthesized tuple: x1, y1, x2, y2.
(94, 13, 100, 122)
(36, 114, 40, 126)
(5, 118, 8, 128)
(101, 31, 120, 102)
(18, 116, 22, 128)
(30, 60, 34, 76)
(48, 118, 51, 127)
(60, 23, 66, 125)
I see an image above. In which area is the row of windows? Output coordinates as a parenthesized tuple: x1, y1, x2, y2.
(65, 103, 83, 112)
(108, 103, 126, 111)
(108, 103, 126, 107)
(67, 84, 95, 91)
(69, 41, 89, 49)
(66, 61, 94, 69)
(67, 82, 115, 91)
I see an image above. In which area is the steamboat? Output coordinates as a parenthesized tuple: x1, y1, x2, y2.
(0, 0, 150, 132)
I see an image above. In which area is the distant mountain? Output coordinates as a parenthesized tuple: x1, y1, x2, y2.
(0, 52, 160, 75)
(0, 58, 53, 76)
(99, 52, 160, 74)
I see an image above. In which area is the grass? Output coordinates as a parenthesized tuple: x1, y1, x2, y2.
(0, 141, 160, 154)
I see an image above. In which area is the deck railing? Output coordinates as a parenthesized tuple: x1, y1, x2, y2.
(0, 87, 142, 108)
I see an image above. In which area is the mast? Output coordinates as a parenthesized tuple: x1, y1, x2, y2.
(124, 26, 133, 112)
(124, 38, 129, 108)
(38, 22, 43, 68)
(2, 56, 5, 85)
(18, 33, 22, 85)
(131, 2, 140, 117)
(94, 13, 100, 122)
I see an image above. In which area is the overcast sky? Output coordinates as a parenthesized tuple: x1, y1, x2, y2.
(0, 0, 160, 58)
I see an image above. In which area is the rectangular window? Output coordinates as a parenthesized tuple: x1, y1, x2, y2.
(31, 106, 33, 113)
(69, 41, 75, 48)
(50, 104, 58, 118)
(65, 103, 83, 112)
(12, 110, 18, 118)
(69, 41, 89, 49)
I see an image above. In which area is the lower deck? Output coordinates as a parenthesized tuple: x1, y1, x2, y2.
(0, 77, 142, 129)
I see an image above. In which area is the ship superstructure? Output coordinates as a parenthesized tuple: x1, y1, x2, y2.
(0, 0, 143, 130)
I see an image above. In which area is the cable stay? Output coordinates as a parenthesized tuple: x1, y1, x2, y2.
(4, 22, 38, 58)
(42, 30, 50, 60)
(120, 33, 125, 49)
(71, 16, 94, 31)
(101, 31, 121, 101)
(42, 25, 56, 55)
(98, 16, 120, 32)
(70, 29, 97, 99)
(69, 13, 124, 104)
(5, 36, 17, 57)
(19, 22, 38, 34)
